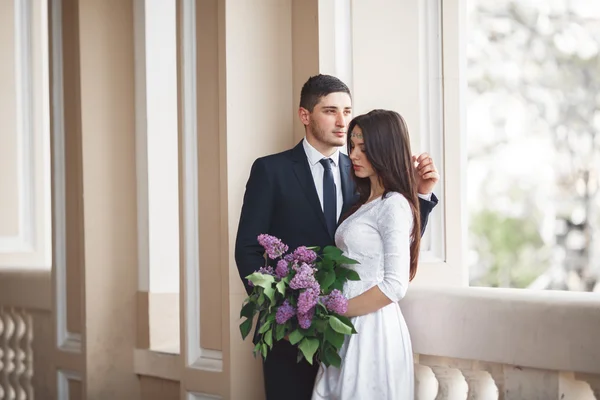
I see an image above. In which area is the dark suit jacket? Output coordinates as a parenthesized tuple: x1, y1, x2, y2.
(235, 141, 438, 294)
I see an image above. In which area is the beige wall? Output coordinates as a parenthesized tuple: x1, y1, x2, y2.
(76, 0, 139, 397)
(140, 377, 180, 400)
(195, 0, 223, 353)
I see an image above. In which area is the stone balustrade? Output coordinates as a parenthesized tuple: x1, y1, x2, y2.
(404, 286, 600, 400)
(0, 307, 34, 400)
(414, 354, 600, 400)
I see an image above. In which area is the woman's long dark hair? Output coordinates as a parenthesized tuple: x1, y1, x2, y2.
(345, 109, 421, 281)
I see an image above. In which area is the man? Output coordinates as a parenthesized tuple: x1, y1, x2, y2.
(235, 75, 439, 400)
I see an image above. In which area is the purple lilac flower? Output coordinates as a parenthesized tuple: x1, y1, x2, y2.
(275, 300, 295, 324)
(323, 289, 348, 314)
(247, 266, 274, 287)
(259, 266, 274, 275)
(275, 259, 289, 279)
(291, 246, 317, 264)
(297, 285, 320, 314)
(257, 234, 289, 259)
(289, 263, 317, 290)
(297, 307, 315, 329)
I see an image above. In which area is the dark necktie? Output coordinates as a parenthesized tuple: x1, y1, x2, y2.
(319, 158, 337, 237)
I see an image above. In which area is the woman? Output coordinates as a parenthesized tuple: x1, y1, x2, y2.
(312, 109, 421, 399)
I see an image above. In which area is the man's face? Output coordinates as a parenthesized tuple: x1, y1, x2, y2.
(302, 92, 353, 149)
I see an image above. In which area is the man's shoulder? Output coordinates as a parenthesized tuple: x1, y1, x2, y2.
(253, 142, 303, 167)
(256, 148, 292, 163)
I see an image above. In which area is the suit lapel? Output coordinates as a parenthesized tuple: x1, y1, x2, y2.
(291, 141, 330, 234)
(339, 153, 357, 217)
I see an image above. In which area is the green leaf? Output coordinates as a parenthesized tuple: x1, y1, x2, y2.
(324, 325, 345, 349)
(298, 337, 320, 365)
(239, 318, 253, 340)
(330, 280, 344, 292)
(275, 279, 286, 295)
(338, 255, 360, 265)
(258, 320, 272, 334)
(263, 286, 276, 304)
(324, 345, 342, 368)
(315, 270, 326, 283)
(314, 318, 328, 332)
(345, 269, 360, 281)
(257, 293, 265, 306)
(335, 315, 358, 334)
(335, 267, 360, 281)
(323, 246, 343, 257)
(288, 329, 304, 345)
(299, 325, 316, 337)
(261, 343, 268, 359)
(317, 259, 334, 271)
(316, 301, 328, 313)
(240, 301, 256, 319)
(253, 342, 261, 357)
(246, 272, 276, 289)
(328, 315, 353, 335)
(275, 323, 286, 341)
(264, 329, 273, 348)
(306, 246, 321, 252)
(321, 270, 336, 291)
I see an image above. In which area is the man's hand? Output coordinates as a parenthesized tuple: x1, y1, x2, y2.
(413, 153, 439, 195)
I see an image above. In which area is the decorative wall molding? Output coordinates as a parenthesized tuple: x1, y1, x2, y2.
(180, 0, 223, 372)
(57, 369, 81, 400)
(187, 392, 222, 400)
(418, 0, 445, 263)
(50, 0, 81, 354)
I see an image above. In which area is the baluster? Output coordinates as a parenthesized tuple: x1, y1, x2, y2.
(10, 309, 32, 400)
(431, 366, 468, 400)
(22, 312, 34, 400)
(1, 309, 16, 400)
(415, 363, 439, 400)
(462, 370, 498, 400)
(0, 309, 4, 399)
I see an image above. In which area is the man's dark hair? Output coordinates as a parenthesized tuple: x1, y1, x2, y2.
(299, 74, 351, 112)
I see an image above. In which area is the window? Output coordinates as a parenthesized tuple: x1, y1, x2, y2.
(135, 0, 180, 353)
(467, 0, 600, 291)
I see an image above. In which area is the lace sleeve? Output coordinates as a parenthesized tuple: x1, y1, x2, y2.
(376, 192, 413, 302)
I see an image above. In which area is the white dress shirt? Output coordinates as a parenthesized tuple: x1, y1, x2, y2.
(302, 138, 344, 222)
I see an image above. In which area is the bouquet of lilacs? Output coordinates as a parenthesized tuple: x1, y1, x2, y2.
(239, 234, 360, 368)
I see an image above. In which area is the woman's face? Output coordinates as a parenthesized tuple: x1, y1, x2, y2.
(349, 126, 376, 179)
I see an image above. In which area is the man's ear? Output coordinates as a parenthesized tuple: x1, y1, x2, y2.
(298, 107, 310, 126)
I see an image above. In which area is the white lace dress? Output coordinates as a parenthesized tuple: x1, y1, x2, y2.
(312, 192, 414, 400)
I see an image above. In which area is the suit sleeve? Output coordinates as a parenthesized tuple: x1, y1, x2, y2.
(235, 158, 274, 295)
(418, 193, 438, 237)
